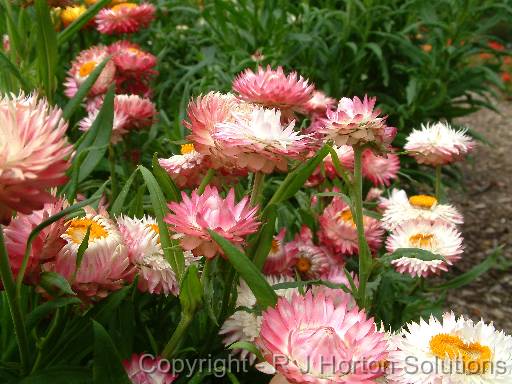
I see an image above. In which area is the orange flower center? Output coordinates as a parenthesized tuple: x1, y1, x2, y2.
(127, 47, 143, 56)
(112, 2, 137, 11)
(429, 334, 492, 374)
(146, 223, 161, 243)
(180, 143, 195, 155)
(409, 233, 434, 248)
(338, 208, 355, 225)
(66, 218, 108, 244)
(271, 239, 280, 253)
(409, 194, 437, 209)
(79, 61, 97, 77)
(296, 256, 312, 273)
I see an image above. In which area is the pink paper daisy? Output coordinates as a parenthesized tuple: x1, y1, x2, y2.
(313, 266, 358, 308)
(318, 95, 396, 147)
(50, 210, 132, 299)
(284, 226, 334, 279)
(79, 94, 156, 143)
(362, 149, 400, 187)
(158, 144, 210, 189)
(0, 93, 72, 224)
(232, 65, 314, 114)
(262, 229, 291, 276)
(64, 45, 116, 98)
(404, 121, 475, 166)
(307, 145, 354, 187)
(214, 107, 312, 173)
(165, 186, 260, 259)
(3, 198, 68, 284)
(304, 90, 336, 115)
(95, 2, 156, 35)
(257, 291, 389, 383)
(108, 40, 157, 74)
(318, 196, 384, 256)
(123, 354, 177, 384)
(386, 218, 463, 278)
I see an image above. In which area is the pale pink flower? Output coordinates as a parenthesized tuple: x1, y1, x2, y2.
(263, 228, 290, 276)
(214, 107, 311, 173)
(64, 45, 116, 98)
(123, 354, 177, 384)
(404, 121, 475, 166)
(3, 199, 67, 284)
(318, 196, 384, 256)
(232, 65, 314, 113)
(319, 95, 396, 147)
(165, 186, 260, 259)
(386, 218, 463, 278)
(304, 90, 336, 115)
(50, 210, 132, 298)
(2, 34, 10, 52)
(307, 145, 354, 186)
(79, 94, 156, 143)
(284, 226, 334, 279)
(362, 149, 400, 187)
(313, 266, 358, 308)
(117, 215, 200, 295)
(0, 93, 72, 224)
(184, 92, 253, 166)
(158, 144, 210, 189)
(95, 3, 155, 35)
(257, 291, 389, 383)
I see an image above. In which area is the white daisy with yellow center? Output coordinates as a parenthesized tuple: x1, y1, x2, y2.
(382, 189, 463, 230)
(388, 312, 512, 383)
(386, 219, 463, 277)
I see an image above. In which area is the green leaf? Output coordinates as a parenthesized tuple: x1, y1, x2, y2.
(429, 248, 501, 291)
(138, 165, 185, 280)
(15, 367, 91, 384)
(384, 248, 446, 262)
(179, 265, 203, 315)
(34, 0, 58, 100)
(208, 230, 277, 308)
(62, 57, 111, 121)
(110, 169, 137, 216)
(75, 225, 90, 272)
(90, 286, 131, 324)
(152, 154, 180, 202)
(251, 204, 277, 270)
(0, 51, 30, 90)
(39, 272, 76, 296)
(26, 297, 81, 331)
(266, 145, 329, 208)
(76, 86, 114, 182)
(92, 321, 131, 384)
(57, 0, 111, 45)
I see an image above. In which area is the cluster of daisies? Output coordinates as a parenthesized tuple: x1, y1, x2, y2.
(1, 55, 511, 384)
(57, 0, 155, 35)
(61, 0, 157, 143)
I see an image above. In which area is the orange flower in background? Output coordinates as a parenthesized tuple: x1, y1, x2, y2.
(60, 4, 86, 27)
(488, 40, 505, 51)
(421, 44, 432, 53)
(502, 72, 511, 83)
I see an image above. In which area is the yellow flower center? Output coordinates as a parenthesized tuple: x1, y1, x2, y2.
(338, 208, 355, 225)
(79, 61, 97, 77)
(429, 334, 492, 374)
(296, 256, 312, 273)
(60, 5, 86, 26)
(409, 233, 434, 248)
(271, 239, 280, 253)
(409, 194, 437, 209)
(66, 218, 108, 244)
(111, 2, 137, 11)
(180, 143, 195, 155)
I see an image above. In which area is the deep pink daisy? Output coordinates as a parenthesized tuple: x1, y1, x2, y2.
(108, 40, 157, 74)
(232, 65, 314, 113)
(165, 186, 260, 259)
(0, 93, 72, 224)
(262, 228, 291, 276)
(362, 149, 400, 187)
(95, 3, 156, 35)
(318, 196, 384, 256)
(304, 90, 336, 115)
(318, 95, 396, 147)
(64, 45, 116, 98)
(79, 94, 156, 143)
(257, 291, 389, 383)
(307, 145, 354, 187)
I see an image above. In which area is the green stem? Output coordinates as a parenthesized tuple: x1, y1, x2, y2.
(250, 172, 265, 206)
(197, 169, 215, 195)
(435, 165, 442, 201)
(352, 147, 371, 309)
(161, 313, 193, 359)
(109, 145, 118, 202)
(0, 226, 30, 373)
(219, 267, 236, 322)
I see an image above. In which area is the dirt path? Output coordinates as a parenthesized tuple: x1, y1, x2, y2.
(444, 99, 512, 331)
